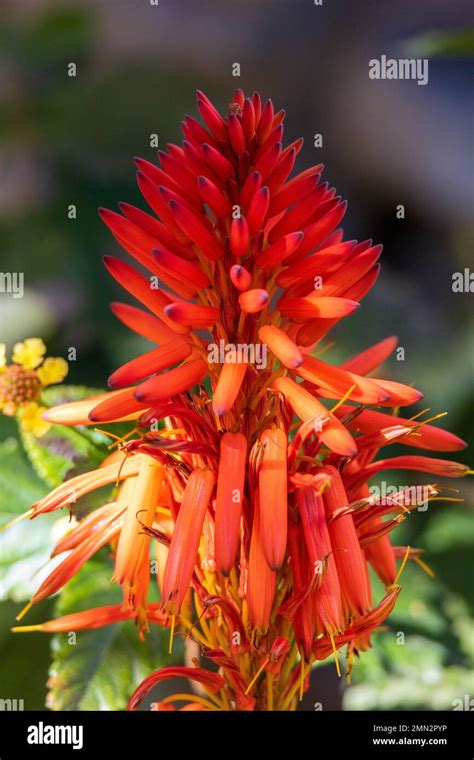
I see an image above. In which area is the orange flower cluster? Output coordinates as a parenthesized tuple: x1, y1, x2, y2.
(10, 90, 468, 711)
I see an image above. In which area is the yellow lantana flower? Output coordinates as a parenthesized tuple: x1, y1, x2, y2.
(17, 402, 51, 438)
(12, 338, 47, 370)
(37, 357, 69, 386)
(0, 338, 69, 437)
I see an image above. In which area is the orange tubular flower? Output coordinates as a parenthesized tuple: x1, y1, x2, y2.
(41, 389, 145, 426)
(161, 468, 215, 616)
(114, 456, 163, 613)
(258, 428, 288, 570)
(214, 433, 247, 575)
(333, 405, 467, 451)
(259, 325, 303, 369)
(273, 376, 357, 456)
(247, 494, 277, 634)
(8, 89, 469, 712)
(12, 604, 166, 634)
(212, 352, 248, 416)
(238, 288, 270, 313)
(295, 485, 344, 635)
(321, 466, 372, 618)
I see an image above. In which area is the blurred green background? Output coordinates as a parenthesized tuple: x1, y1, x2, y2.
(0, 0, 472, 710)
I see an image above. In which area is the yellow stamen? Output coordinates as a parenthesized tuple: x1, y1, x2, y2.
(414, 555, 435, 578)
(315, 341, 335, 357)
(179, 616, 209, 649)
(155, 506, 172, 517)
(159, 428, 186, 438)
(330, 384, 357, 415)
(11, 624, 42, 633)
(408, 407, 430, 422)
(162, 693, 220, 711)
(266, 673, 274, 711)
(94, 427, 137, 449)
(429, 496, 464, 503)
(16, 601, 33, 621)
(245, 656, 269, 695)
(419, 411, 448, 426)
(393, 545, 411, 586)
(0, 508, 33, 532)
(168, 614, 176, 654)
(330, 633, 341, 678)
(299, 658, 305, 701)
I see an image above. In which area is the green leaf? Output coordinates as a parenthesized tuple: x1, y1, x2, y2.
(0, 438, 48, 518)
(40, 384, 103, 407)
(48, 559, 173, 711)
(404, 29, 474, 57)
(0, 438, 55, 602)
(25, 7, 95, 65)
(423, 510, 474, 553)
(0, 599, 55, 710)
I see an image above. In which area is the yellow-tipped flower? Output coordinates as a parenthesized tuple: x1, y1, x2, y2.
(114, 456, 164, 613)
(12, 338, 46, 370)
(0, 338, 69, 436)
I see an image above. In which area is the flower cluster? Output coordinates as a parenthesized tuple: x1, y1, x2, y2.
(0, 339, 68, 436)
(9, 90, 468, 711)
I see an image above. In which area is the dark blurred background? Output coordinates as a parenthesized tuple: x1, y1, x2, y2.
(0, 0, 472, 710)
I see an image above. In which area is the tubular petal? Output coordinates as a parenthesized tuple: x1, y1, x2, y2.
(258, 428, 288, 570)
(255, 232, 304, 269)
(258, 325, 303, 369)
(295, 487, 344, 634)
(128, 665, 225, 711)
(168, 200, 224, 261)
(212, 353, 248, 416)
(108, 341, 191, 389)
(114, 457, 163, 608)
(135, 360, 208, 404)
(321, 466, 372, 617)
(214, 433, 248, 575)
(30, 456, 141, 516)
(161, 469, 216, 615)
(110, 302, 176, 343)
(342, 336, 399, 375)
(103, 256, 188, 334)
(279, 294, 359, 321)
(88, 387, 149, 422)
(230, 216, 250, 257)
(238, 289, 269, 314)
(296, 356, 389, 404)
(163, 302, 220, 327)
(41, 391, 142, 426)
(273, 377, 357, 457)
(152, 247, 211, 289)
(229, 264, 252, 291)
(333, 406, 467, 452)
(247, 496, 276, 633)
